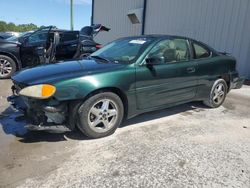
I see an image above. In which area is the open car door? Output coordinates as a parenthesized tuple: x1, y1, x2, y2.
(20, 26, 56, 66)
(56, 31, 79, 60)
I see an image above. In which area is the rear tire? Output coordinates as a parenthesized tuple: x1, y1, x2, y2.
(0, 55, 16, 79)
(76, 92, 124, 139)
(203, 79, 228, 108)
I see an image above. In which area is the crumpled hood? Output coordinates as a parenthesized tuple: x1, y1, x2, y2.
(12, 59, 126, 85)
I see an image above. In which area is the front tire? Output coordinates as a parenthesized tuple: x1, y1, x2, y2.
(77, 92, 124, 139)
(203, 79, 228, 108)
(0, 55, 16, 79)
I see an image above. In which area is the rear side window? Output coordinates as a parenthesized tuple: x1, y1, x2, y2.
(60, 32, 78, 42)
(193, 42, 211, 59)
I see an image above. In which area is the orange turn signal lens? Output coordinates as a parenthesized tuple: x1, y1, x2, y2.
(41, 84, 56, 98)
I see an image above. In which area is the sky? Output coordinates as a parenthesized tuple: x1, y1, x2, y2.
(0, 0, 92, 30)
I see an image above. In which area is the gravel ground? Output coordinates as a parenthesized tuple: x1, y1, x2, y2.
(0, 80, 250, 188)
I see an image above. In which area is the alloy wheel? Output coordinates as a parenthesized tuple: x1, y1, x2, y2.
(213, 83, 225, 105)
(87, 99, 118, 133)
(0, 58, 12, 77)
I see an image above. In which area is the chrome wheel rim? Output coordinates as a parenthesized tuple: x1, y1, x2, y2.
(87, 99, 118, 133)
(213, 83, 225, 104)
(0, 58, 12, 77)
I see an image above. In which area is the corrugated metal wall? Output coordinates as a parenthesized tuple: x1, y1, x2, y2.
(93, 0, 144, 43)
(145, 0, 250, 78)
(93, 0, 250, 78)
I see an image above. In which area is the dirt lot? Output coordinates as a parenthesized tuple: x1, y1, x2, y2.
(0, 79, 250, 188)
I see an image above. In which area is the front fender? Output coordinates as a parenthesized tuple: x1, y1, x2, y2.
(53, 67, 136, 101)
(54, 75, 105, 100)
(0, 48, 22, 69)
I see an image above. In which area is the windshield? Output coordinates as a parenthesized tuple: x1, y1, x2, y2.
(91, 38, 153, 63)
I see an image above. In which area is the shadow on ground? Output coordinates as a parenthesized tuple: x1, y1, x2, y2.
(0, 102, 207, 143)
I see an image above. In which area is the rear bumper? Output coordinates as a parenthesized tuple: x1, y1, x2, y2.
(231, 77, 245, 89)
(230, 72, 244, 89)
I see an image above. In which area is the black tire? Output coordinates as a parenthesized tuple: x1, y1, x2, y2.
(76, 92, 124, 139)
(203, 79, 228, 108)
(0, 55, 17, 79)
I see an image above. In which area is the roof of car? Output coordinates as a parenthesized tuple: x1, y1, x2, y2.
(120, 34, 200, 45)
(121, 34, 196, 41)
(120, 34, 217, 52)
(50, 28, 73, 32)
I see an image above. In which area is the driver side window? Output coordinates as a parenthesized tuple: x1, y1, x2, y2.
(28, 31, 48, 44)
(147, 38, 190, 64)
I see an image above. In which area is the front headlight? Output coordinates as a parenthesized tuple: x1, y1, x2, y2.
(19, 84, 56, 99)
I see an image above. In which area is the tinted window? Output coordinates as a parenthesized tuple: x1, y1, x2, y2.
(193, 42, 211, 59)
(60, 32, 78, 42)
(28, 31, 48, 44)
(147, 38, 190, 64)
(27, 28, 51, 44)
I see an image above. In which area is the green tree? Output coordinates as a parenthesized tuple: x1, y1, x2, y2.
(7, 22, 16, 31)
(0, 21, 7, 32)
(0, 20, 40, 32)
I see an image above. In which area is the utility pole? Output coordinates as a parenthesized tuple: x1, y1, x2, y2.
(70, 0, 74, 30)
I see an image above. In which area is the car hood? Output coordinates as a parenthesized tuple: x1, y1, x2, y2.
(0, 39, 19, 45)
(12, 59, 126, 85)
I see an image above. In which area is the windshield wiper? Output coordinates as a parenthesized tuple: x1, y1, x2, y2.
(90, 55, 110, 62)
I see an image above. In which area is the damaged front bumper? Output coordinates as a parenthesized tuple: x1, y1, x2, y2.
(7, 93, 69, 130)
(7, 95, 27, 112)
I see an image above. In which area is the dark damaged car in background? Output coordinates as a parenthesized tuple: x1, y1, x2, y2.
(0, 24, 110, 78)
(8, 35, 244, 138)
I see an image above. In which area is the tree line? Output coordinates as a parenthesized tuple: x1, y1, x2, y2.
(0, 20, 40, 32)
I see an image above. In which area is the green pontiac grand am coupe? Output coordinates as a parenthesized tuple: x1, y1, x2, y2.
(8, 35, 244, 138)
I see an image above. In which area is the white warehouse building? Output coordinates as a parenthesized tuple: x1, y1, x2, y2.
(92, 0, 250, 79)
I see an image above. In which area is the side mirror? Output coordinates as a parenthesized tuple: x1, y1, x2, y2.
(20, 37, 28, 45)
(146, 56, 164, 65)
(18, 37, 24, 43)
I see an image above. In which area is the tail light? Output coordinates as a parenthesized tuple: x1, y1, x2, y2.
(96, 44, 102, 49)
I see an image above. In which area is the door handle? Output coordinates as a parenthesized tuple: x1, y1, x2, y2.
(187, 67, 196, 73)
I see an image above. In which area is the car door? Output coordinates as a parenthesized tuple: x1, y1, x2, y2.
(56, 31, 79, 60)
(136, 38, 198, 110)
(190, 41, 216, 98)
(20, 27, 51, 67)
